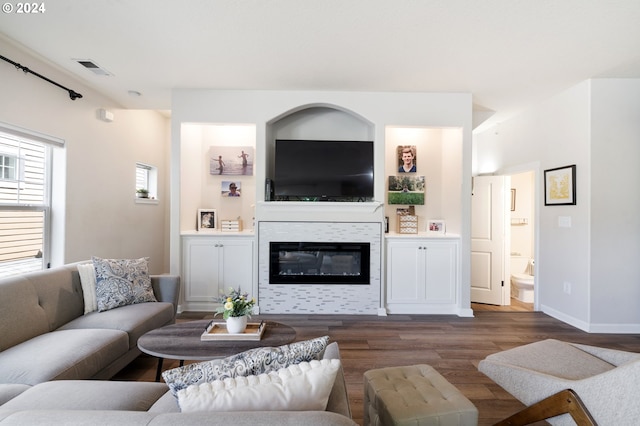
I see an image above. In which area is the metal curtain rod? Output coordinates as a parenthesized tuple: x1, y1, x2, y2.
(0, 54, 83, 100)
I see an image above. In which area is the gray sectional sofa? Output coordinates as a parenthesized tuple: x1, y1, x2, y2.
(0, 342, 356, 425)
(0, 262, 180, 385)
(0, 262, 357, 425)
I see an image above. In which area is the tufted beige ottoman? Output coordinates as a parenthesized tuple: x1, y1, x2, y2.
(364, 364, 478, 426)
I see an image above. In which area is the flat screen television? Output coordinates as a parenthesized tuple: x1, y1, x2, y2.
(274, 139, 374, 200)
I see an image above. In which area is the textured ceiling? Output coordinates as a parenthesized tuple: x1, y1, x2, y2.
(1, 0, 639, 129)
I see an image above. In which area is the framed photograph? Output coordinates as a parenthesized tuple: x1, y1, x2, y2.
(388, 175, 425, 205)
(544, 165, 576, 206)
(197, 209, 217, 231)
(511, 189, 516, 211)
(222, 181, 241, 197)
(397, 145, 417, 173)
(427, 219, 446, 234)
(209, 146, 254, 176)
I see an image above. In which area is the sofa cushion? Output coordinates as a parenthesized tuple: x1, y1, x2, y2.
(0, 410, 358, 426)
(481, 339, 616, 380)
(0, 329, 128, 385)
(0, 380, 169, 411)
(77, 263, 98, 314)
(0, 410, 157, 425)
(30, 265, 86, 330)
(92, 257, 157, 312)
(0, 278, 49, 352)
(58, 301, 175, 349)
(162, 336, 330, 396)
(0, 384, 31, 406)
(148, 391, 180, 413)
(320, 342, 352, 419)
(177, 359, 340, 412)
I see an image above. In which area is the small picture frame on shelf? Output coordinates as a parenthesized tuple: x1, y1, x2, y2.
(427, 219, 446, 234)
(197, 209, 217, 231)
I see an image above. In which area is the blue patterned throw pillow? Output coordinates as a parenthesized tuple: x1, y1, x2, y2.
(92, 256, 157, 312)
(162, 335, 330, 396)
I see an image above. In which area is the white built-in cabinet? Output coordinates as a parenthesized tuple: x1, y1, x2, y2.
(386, 235, 459, 314)
(181, 233, 255, 312)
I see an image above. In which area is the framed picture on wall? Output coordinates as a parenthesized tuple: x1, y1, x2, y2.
(197, 209, 217, 231)
(544, 165, 576, 206)
(222, 181, 241, 197)
(209, 146, 254, 176)
(397, 145, 417, 173)
(387, 175, 425, 205)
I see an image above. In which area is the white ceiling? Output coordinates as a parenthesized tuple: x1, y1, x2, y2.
(1, 0, 640, 130)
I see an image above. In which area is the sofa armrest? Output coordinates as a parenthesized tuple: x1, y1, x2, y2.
(151, 275, 180, 318)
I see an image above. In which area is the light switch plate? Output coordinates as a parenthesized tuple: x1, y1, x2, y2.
(558, 216, 572, 228)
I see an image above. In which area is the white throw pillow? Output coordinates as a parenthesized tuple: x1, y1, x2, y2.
(177, 359, 340, 413)
(77, 263, 98, 314)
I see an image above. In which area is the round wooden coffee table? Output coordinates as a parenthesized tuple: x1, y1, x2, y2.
(138, 320, 296, 381)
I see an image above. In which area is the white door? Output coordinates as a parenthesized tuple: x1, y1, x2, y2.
(471, 176, 509, 305)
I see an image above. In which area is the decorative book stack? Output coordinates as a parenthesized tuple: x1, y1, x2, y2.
(220, 219, 243, 232)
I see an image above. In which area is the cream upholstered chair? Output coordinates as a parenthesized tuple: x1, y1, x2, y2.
(478, 339, 640, 425)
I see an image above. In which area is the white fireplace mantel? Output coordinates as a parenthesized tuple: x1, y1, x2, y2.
(256, 201, 385, 223)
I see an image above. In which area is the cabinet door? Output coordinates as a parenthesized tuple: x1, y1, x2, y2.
(387, 241, 425, 302)
(424, 243, 456, 303)
(218, 239, 254, 292)
(183, 238, 219, 303)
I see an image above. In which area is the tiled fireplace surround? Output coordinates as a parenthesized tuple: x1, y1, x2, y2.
(257, 205, 383, 315)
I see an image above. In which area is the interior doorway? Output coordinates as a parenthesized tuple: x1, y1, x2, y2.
(471, 169, 537, 312)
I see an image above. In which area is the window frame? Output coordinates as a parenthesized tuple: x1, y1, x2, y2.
(0, 122, 59, 275)
(135, 162, 158, 203)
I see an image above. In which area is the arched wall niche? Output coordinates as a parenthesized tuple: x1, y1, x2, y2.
(264, 104, 375, 179)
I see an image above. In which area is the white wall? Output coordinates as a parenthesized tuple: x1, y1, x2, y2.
(0, 36, 171, 273)
(590, 79, 640, 330)
(475, 78, 640, 332)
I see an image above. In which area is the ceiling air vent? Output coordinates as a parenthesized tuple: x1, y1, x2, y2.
(76, 59, 112, 76)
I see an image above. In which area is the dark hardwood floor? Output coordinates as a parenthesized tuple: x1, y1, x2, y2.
(114, 302, 640, 425)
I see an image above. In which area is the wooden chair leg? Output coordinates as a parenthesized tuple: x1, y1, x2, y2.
(494, 389, 597, 426)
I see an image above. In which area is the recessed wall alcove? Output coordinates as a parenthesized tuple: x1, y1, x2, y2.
(264, 104, 376, 198)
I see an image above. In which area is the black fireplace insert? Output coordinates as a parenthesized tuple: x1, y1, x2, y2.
(269, 241, 370, 284)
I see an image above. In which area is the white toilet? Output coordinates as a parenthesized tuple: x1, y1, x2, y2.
(510, 256, 534, 303)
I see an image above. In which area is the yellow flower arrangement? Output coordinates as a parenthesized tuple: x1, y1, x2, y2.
(215, 287, 256, 320)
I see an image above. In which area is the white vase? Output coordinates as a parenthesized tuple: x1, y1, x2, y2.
(226, 315, 248, 334)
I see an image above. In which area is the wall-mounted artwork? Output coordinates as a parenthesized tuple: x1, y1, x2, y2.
(197, 209, 217, 231)
(397, 145, 417, 173)
(209, 146, 254, 176)
(388, 175, 425, 205)
(544, 164, 576, 206)
(222, 181, 241, 197)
